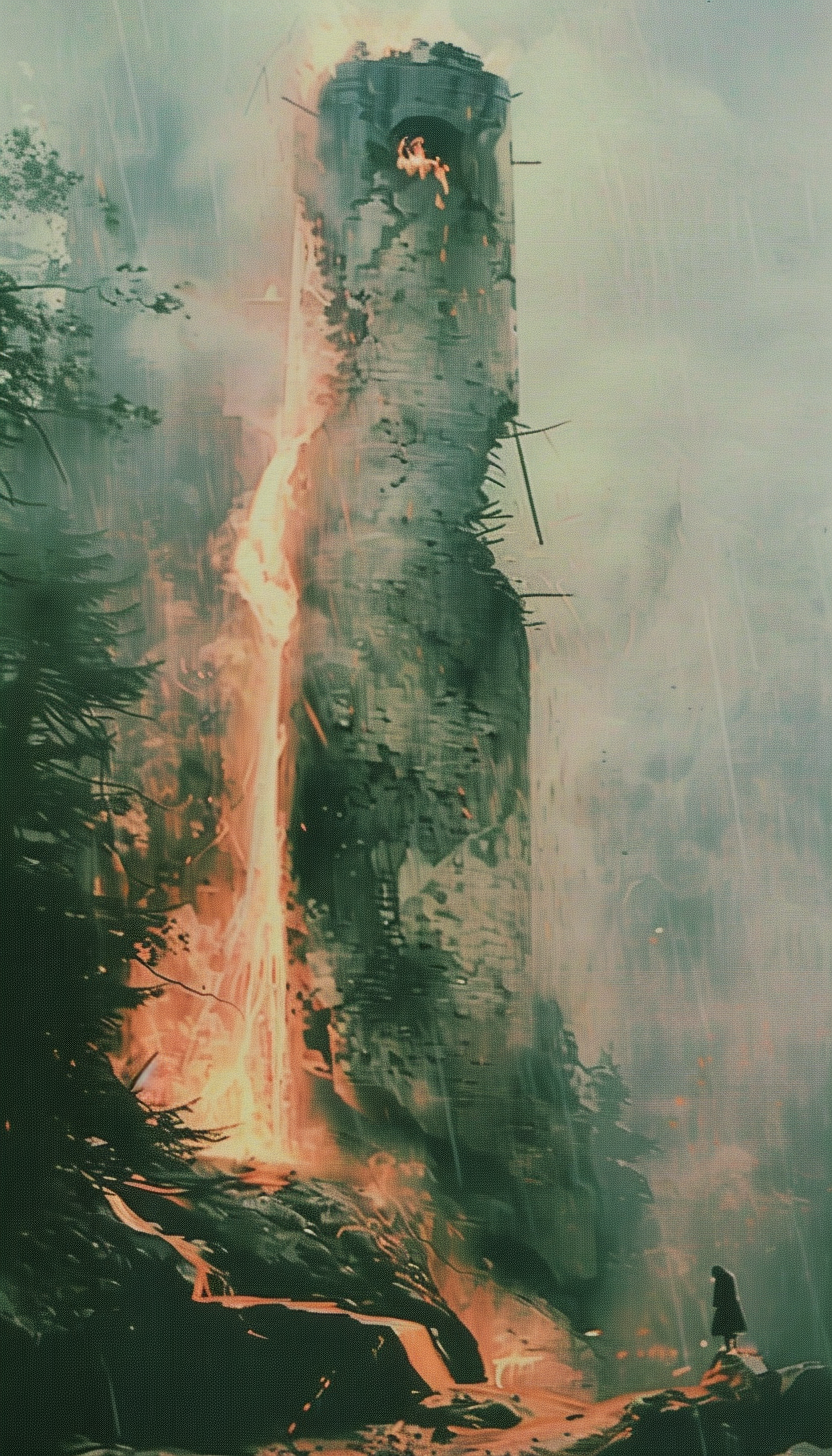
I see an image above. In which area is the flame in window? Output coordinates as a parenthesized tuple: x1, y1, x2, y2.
(396, 135, 450, 195)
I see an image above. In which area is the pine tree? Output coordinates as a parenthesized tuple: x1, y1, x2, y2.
(0, 128, 199, 1336)
(0, 513, 208, 1330)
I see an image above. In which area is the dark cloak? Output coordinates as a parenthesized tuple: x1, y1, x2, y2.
(711, 1264, 747, 1338)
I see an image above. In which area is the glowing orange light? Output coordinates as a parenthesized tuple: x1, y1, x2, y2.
(104, 1188, 455, 1389)
(117, 206, 340, 1170)
(396, 136, 450, 195)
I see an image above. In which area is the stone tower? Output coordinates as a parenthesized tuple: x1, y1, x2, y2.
(286, 42, 600, 1299)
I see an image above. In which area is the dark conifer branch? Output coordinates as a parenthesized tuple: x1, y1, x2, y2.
(0, 126, 213, 1355)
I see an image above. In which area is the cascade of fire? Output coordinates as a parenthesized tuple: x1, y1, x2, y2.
(189, 209, 338, 1161)
(119, 206, 339, 1165)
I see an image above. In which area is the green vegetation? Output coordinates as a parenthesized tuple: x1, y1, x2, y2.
(0, 127, 201, 1337)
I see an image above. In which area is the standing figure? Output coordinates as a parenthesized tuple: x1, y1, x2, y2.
(711, 1265, 747, 1350)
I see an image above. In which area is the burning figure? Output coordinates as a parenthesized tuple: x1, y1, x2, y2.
(396, 134, 451, 193)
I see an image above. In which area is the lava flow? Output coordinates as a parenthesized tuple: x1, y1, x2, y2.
(191, 209, 337, 1162)
(103, 1187, 455, 1393)
(119, 204, 338, 1167)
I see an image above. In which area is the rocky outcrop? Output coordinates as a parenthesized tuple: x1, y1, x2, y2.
(115, 1174, 485, 1381)
(1, 1175, 521, 1454)
(566, 1351, 832, 1456)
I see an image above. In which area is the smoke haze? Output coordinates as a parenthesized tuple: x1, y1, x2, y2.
(1, 0, 829, 1386)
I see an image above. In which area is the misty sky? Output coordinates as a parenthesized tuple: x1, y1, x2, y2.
(1, 0, 830, 1374)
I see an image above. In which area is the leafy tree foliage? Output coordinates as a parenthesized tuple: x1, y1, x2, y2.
(0, 128, 83, 217)
(0, 128, 185, 504)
